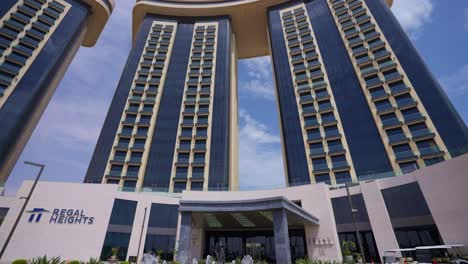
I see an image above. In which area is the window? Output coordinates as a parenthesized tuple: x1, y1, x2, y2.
(192, 167, 204, 179)
(312, 157, 328, 169)
(110, 165, 123, 174)
(133, 139, 146, 149)
(175, 167, 188, 178)
(177, 153, 190, 163)
(315, 173, 331, 184)
(174, 182, 186, 193)
(179, 140, 191, 150)
(123, 180, 136, 190)
(117, 138, 130, 148)
(191, 182, 203, 191)
(399, 161, 419, 174)
(193, 153, 205, 164)
(127, 166, 140, 177)
(324, 125, 339, 137)
(130, 152, 142, 162)
(196, 127, 207, 137)
(114, 151, 126, 161)
(424, 157, 444, 166)
(106, 179, 120, 185)
(136, 127, 148, 136)
(181, 127, 192, 137)
(335, 171, 351, 184)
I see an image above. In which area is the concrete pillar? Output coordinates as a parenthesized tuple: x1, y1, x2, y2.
(273, 209, 292, 264)
(361, 181, 400, 262)
(176, 212, 192, 264)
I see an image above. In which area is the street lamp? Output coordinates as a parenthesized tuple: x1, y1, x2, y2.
(0, 161, 45, 259)
(345, 182, 366, 263)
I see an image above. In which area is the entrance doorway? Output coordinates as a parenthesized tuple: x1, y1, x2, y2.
(204, 229, 307, 263)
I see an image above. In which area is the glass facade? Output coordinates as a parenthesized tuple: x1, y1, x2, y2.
(204, 229, 307, 262)
(143, 203, 178, 259)
(100, 199, 138, 261)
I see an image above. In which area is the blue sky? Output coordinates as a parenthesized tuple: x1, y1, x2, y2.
(4, 0, 468, 195)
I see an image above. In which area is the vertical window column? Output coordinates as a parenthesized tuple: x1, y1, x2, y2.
(326, 0, 450, 175)
(0, 0, 70, 108)
(170, 22, 218, 193)
(280, 5, 357, 186)
(103, 21, 177, 189)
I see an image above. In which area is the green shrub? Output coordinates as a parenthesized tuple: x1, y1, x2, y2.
(28, 256, 65, 264)
(85, 258, 102, 264)
(69, 261, 81, 264)
(12, 260, 28, 264)
(120, 262, 130, 264)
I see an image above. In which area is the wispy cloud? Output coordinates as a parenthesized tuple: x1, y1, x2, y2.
(238, 109, 285, 189)
(239, 56, 276, 101)
(392, 0, 433, 39)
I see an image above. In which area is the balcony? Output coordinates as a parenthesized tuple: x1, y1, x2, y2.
(115, 143, 129, 149)
(300, 95, 314, 104)
(131, 143, 145, 151)
(143, 97, 156, 104)
(341, 20, 355, 30)
(345, 28, 359, 38)
(352, 46, 368, 56)
(370, 90, 388, 101)
(128, 157, 142, 164)
(404, 112, 426, 124)
(368, 40, 385, 50)
(373, 50, 391, 60)
(376, 104, 395, 115)
(364, 31, 380, 41)
(348, 37, 363, 47)
(119, 131, 133, 138)
(419, 146, 443, 158)
(195, 132, 208, 139)
(361, 67, 378, 76)
(355, 14, 370, 24)
(315, 91, 330, 100)
(310, 148, 326, 157)
(194, 144, 206, 151)
(313, 163, 329, 173)
(356, 56, 372, 66)
(304, 119, 320, 128)
(312, 81, 327, 90)
(325, 130, 341, 139)
(318, 104, 334, 112)
(352, 7, 366, 16)
(123, 172, 139, 179)
(360, 23, 375, 33)
(381, 117, 402, 129)
(141, 108, 153, 114)
(321, 116, 337, 125)
(365, 78, 383, 88)
(307, 133, 322, 142)
(110, 156, 126, 164)
(126, 106, 138, 114)
(107, 171, 122, 178)
(328, 145, 345, 155)
(308, 60, 321, 70)
(397, 98, 418, 109)
(411, 128, 435, 141)
(390, 83, 410, 95)
(332, 161, 349, 170)
(129, 96, 142, 103)
(181, 120, 194, 127)
(388, 134, 409, 145)
(192, 159, 206, 165)
(297, 83, 311, 93)
(395, 150, 417, 162)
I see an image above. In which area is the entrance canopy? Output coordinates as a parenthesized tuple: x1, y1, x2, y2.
(179, 196, 319, 229)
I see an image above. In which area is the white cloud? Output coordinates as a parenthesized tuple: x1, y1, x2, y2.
(439, 64, 468, 97)
(239, 56, 276, 100)
(238, 110, 285, 189)
(392, 0, 433, 38)
(240, 79, 276, 101)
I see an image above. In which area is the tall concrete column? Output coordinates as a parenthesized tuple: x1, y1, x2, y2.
(361, 181, 400, 262)
(273, 209, 292, 264)
(177, 212, 192, 264)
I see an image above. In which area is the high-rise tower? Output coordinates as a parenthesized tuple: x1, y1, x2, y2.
(84, 14, 239, 192)
(85, 0, 468, 192)
(0, 0, 114, 184)
(268, 0, 468, 186)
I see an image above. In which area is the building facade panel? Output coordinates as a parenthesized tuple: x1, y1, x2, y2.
(268, 4, 311, 186)
(306, 0, 393, 176)
(0, 0, 90, 183)
(84, 16, 158, 184)
(364, 0, 468, 157)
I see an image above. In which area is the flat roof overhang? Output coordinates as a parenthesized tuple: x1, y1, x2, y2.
(179, 196, 319, 229)
(81, 0, 115, 46)
(132, 0, 393, 59)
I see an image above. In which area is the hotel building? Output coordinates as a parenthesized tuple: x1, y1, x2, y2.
(0, 0, 114, 184)
(0, 0, 467, 264)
